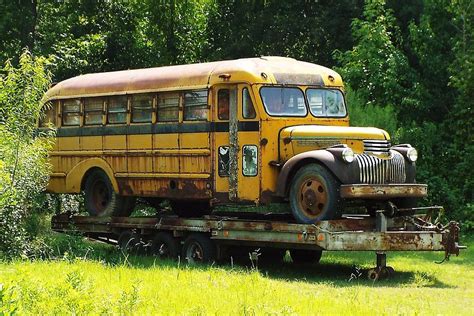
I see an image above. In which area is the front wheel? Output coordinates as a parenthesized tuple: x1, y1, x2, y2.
(289, 164, 342, 223)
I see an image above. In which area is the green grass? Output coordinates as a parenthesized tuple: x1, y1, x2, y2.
(0, 234, 473, 315)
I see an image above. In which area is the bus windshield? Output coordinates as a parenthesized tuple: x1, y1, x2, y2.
(260, 86, 346, 118)
(260, 87, 307, 116)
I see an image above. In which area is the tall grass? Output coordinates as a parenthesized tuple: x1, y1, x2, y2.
(0, 234, 472, 315)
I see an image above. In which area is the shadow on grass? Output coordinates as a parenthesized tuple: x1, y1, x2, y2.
(43, 232, 470, 289)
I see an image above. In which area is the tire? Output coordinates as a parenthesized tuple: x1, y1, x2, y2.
(150, 232, 179, 259)
(171, 200, 211, 218)
(84, 169, 135, 217)
(182, 233, 216, 264)
(290, 249, 322, 264)
(289, 164, 342, 223)
(117, 230, 142, 253)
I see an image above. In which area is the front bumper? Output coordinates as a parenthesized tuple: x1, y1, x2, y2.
(340, 184, 428, 199)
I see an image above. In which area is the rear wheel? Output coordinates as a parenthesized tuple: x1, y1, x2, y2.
(289, 164, 342, 223)
(182, 234, 216, 264)
(84, 169, 135, 217)
(290, 249, 322, 264)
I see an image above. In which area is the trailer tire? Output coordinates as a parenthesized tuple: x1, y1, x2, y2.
(84, 169, 135, 217)
(182, 234, 216, 264)
(289, 164, 342, 223)
(117, 230, 141, 254)
(290, 249, 322, 264)
(150, 232, 179, 259)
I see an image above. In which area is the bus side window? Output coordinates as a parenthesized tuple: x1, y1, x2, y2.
(131, 94, 153, 123)
(218, 89, 229, 120)
(39, 101, 57, 127)
(184, 90, 208, 121)
(62, 99, 81, 126)
(107, 96, 128, 124)
(242, 88, 256, 119)
(157, 92, 179, 122)
(84, 97, 104, 125)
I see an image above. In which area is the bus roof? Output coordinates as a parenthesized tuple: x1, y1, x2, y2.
(44, 56, 343, 101)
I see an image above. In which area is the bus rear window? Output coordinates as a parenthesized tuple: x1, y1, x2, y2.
(184, 90, 208, 121)
(260, 87, 306, 117)
(39, 101, 57, 127)
(62, 99, 81, 126)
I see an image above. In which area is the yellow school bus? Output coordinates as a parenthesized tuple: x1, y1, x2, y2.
(39, 57, 426, 223)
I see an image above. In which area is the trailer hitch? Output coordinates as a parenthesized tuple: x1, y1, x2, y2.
(437, 221, 466, 263)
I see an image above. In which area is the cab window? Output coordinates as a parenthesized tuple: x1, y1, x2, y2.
(260, 87, 306, 117)
(242, 88, 256, 119)
(218, 89, 229, 120)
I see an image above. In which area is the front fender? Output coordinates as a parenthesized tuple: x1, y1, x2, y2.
(275, 149, 357, 197)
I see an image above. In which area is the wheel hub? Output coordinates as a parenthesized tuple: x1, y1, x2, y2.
(298, 178, 328, 217)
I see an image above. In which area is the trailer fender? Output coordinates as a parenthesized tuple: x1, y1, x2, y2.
(275, 149, 357, 197)
(66, 158, 119, 193)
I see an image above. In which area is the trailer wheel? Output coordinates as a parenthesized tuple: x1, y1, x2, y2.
(290, 249, 322, 264)
(117, 230, 141, 253)
(182, 234, 216, 264)
(150, 232, 179, 259)
(289, 164, 341, 223)
(84, 169, 135, 217)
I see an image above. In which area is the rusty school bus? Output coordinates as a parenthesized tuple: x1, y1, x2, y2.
(40, 56, 427, 223)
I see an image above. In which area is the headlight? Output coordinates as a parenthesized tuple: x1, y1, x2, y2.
(342, 147, 355, 163)
(407, 147, 418, 162)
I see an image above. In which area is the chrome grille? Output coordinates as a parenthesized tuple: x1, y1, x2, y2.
(363, 139, 391, 154)
(356, 150, 406, 184)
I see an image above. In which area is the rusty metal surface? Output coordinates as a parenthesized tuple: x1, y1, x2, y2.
(340, 184, 428, 199)
(51, 212, 456, 253)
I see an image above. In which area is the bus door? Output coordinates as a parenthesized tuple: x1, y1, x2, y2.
(213, 84, 260, 203)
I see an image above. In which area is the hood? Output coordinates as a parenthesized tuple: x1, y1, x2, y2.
(279, 125, 391, 159)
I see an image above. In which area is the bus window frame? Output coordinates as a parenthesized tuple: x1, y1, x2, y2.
(183, 89, 209, 121)
(61, 98, 82, 127)
(130, 93, 154, 124)
(107, 95, 128, 125)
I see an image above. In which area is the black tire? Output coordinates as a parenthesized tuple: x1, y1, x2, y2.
(290, 249, 322, 264)
(84, 169, 135, 217)
(117, 230, 142, 253)
(182, 233, 216, 264)
(150, 232, 179, 259)
(171, 200, 212, 218)
(289, 164, 342, 223)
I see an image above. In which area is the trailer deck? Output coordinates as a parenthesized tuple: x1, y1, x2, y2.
(51, 208, 464, 280)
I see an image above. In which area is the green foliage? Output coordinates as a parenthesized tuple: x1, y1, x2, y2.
(335, 0, 419, 112)
(0, 51, 53, 258)
(345, 87, 398, 138)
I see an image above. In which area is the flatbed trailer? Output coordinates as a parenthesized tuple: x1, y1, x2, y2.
(51, 208, 464, 280)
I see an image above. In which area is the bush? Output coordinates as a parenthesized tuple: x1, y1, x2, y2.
(0, 51, 53, 258)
